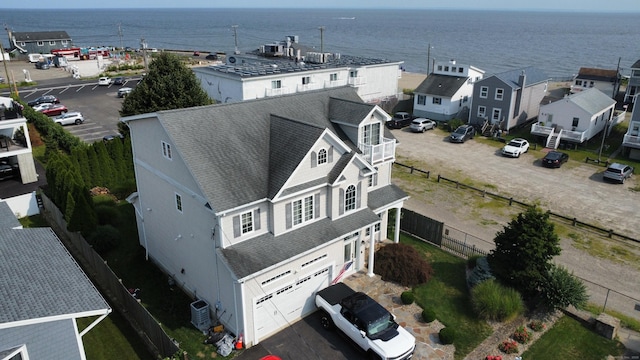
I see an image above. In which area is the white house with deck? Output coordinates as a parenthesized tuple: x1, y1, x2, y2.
(531, 88, 616, 148)
(122, 87, 408, 347)
(622, 101, 640, 159)
(193, 36, 403, 106)
(412, 59, 484, 121)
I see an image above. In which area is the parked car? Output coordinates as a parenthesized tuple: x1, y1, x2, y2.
(98, 77, 112, 86)
(603, 162, 634, 183)
(205, 53, 218, 60)
(32, 102, 54, 112)
(387, 112, 414, 129)
(41, 104, 68, 117)
(449, 124, 475, 143)
(501, 138, 530, 158)
(28, 95, 60, 106)
(0, 161, 18, 181)
(113, 77, 125, 85)
(409, 118, 436, 133)
(53, 111, 84, 126)
(35, 61, 50, 70)
(117, 87, 132, 98)
(193, 51, 200, 56)
(541, 151, 569, 168)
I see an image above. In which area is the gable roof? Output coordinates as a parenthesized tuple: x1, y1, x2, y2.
(329, 97, 376, 126)
(630, 59, 640, 69)
(0, 202, 21, 229)
(550, 88, 616, 115)
(149, 87, 370, 213)
(0, 227, 109, 327)
(575, 67, 618, 82)
(414, 74, 468, 97)
(493, 66, 549, 89)
(12, 31, 72, 42)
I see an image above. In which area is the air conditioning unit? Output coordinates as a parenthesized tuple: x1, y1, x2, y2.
(190, 300, 211, 331)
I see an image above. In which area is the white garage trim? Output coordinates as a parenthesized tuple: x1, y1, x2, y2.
(253, 265, 332, 343)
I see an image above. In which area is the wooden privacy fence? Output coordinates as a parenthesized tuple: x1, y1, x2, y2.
(40, 193, 179, 359)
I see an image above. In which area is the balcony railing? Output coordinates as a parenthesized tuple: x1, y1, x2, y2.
(623, 134, 640, 149)
(347, 76, 367, 87)
(265, 87, 293, 97)
(359, 137, 395, 165)
(530, 123, 554, 136)
(324, 79, 348, 89)
(296, 83, 322, 92)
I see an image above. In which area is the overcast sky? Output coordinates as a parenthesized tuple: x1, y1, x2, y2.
(2, 0, 639, 12)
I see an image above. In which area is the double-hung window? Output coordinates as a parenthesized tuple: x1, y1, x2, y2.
(480, 86, 488, 98)
(241, 211, 253, 234)
(271, 80, 282, 89)
(495, 88, 504, 101)
(293, 196, 314, 226)
(330, 73, 338, 81)
(478, 106, 486, 118)
(417, 95, 426, 105)
(162, 141, 172, 160)
(345, 185, 356, 212)
(433, 97, 442, 105)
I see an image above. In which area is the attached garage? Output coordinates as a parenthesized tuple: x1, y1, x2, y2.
(253, 266, 331, 343)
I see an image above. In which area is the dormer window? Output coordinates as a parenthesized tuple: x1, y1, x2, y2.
(318, 148, 327, 165)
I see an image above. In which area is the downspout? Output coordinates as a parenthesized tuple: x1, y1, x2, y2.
(394, 206, 401, 243)
(367, 223, 375, 277)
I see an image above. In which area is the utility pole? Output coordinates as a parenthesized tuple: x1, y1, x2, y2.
(613, 56, 621, 99)
(140, 38, 148, 73)
(427, 43, 433, 75)
(231, 25, 239, 54)
(118, 23, 124, 51)
(319, 26, 325, 53)
(0, 41, 11, 97)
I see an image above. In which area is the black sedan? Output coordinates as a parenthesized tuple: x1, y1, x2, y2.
(542, 151, 569, 168)
(28, 95, 60, 106)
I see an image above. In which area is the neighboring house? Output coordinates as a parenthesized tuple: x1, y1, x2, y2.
(623, 101, 640, 159)
(193, 35, 403, 105)
(624, 58, 640, 104)
(0, 96, 39, 184)
(570, 67, 620, 98)
(531, 88, 616, 148)
(0, 202, 111, 360)
(8, 30, 73, 56)
(412, 59, 484, 121)
(469, 66, 549, 131)
(122, 87, 408, 347)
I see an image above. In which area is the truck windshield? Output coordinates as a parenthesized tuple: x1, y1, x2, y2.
(367, 314, 394, 336)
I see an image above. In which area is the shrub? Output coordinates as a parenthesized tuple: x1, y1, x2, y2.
(438, 327, 455, 345)
(86, 224, 121, 254)
(466, 254, 482, 269)
(498, 339, 519, 354)
(374, 243, 434, 287)
(528, 320, 546, 332)
(421, 308, 436, 323)
(446, 118, 465, 132)
(467, 256, 495, 288)
(539, 264, 588, 311)
(512, 325, 530, 344)
(95, 204, 120, 226)
(400, 291, 414, 304)
(471, 279, 524, 321)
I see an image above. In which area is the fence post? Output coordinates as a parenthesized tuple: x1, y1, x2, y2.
(609, 229, 614, 238)
(456, 181, 460, 189)
(482, 190, 486, 198)
(426, 171, 430, 179)
(509, 197, 513, 206)
(410, 166, 414, 174)
(603, 289, 610, 312)
(437, 174, 441, 182)
(572, 218, 577, 226)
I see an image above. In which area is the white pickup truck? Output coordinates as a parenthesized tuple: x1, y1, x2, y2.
(315, 283, 416, 360)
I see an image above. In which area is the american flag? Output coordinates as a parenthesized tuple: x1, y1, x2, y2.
(331, 261, 353, 284)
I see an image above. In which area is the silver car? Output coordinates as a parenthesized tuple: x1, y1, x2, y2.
(409, 118, 436, 133)
(54, 112, 84, 126)
(603, 163, 633, 183)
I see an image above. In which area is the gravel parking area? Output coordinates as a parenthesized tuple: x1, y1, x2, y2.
(390, 127, 640, 319)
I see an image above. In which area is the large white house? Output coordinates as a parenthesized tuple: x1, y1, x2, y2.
(412, 59, 484, 121)
(193, 36, 403, 105)
(122, 87, 408, 347)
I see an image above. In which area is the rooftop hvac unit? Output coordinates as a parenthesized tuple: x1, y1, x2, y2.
(190, 300, 211, 331)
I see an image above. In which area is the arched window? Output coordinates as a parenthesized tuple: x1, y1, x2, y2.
(318, 148, 327, 165)
(345, 185, 356, 212)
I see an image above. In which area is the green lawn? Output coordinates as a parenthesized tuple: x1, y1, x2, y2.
(79, 312, 152, 360)
(522, 315, 625, 359)
(400, 235, 493, 359)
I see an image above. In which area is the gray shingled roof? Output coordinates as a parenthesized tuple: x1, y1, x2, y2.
(0, 228, 109, 325)
(0, 202, 21, 229)
(561, 88, 616, 115)
(13, 31, 71, 42)
(155, 87, 365, 213)
(219, 208, 381, 279)
(414, 74, 468, 97)
(494, 66, 549, 89)
(329, 97, 376, 126)
(631, 59, 640, 69)
(367, 184, 410, 211)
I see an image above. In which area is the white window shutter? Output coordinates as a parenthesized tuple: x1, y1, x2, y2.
(285, 202, 292, 229)
(339, 188, 344, 216)
(254, 208, 261, 230)
(233, 215, 240, 237)
(311, 151, 317, 168)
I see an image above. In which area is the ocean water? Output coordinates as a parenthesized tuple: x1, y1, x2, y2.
(2, 8, 639, 78)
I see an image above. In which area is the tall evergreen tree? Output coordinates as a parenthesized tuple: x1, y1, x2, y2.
(119, 52, 212, 118)
(487, 206, 561, 298)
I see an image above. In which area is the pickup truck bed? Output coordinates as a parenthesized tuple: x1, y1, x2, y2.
(316, 282, 355, 306)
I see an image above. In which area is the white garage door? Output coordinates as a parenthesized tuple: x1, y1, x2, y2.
(254, 266, 330, 343)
